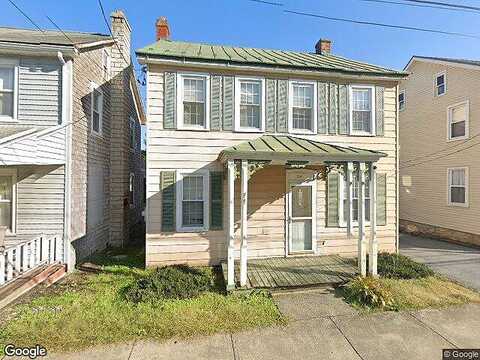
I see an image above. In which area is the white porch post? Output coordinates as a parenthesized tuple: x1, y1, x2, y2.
(358, 162, 367, 276)
(240, 160, 249, 287)
(227, 160, 235, 290)
(346, 162, 354, 238)
(369, 164, 378, 277)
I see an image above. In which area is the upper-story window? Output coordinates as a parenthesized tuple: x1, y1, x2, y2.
(435, 72, 446, 96)
(90, 82, 103, 135)
(177, 73, 210, 130)
(0, 61, 17, 121)
(288, 81, 317, 134)
(398, 90, 406, 111)
(102, 49, 111, 80)
(129, 117, 136, 150)
(350, 85, 375, 135)
(235, 77, 265, 132)
(447, 101, 469, 141)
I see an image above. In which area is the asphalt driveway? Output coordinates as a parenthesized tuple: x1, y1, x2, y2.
(400, 233, 480, 291)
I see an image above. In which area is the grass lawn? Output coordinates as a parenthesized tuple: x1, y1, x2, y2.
(0, 247, 285, 354)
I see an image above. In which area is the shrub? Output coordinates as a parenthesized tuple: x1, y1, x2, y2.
(343, 276, 397, 310)
(124, 265, 213, 303)
(376, 252, 434, 280)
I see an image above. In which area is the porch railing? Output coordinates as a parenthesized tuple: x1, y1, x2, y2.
(0, 235, 63, 287)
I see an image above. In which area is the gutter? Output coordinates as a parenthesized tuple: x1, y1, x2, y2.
(0, 42, 78, 57)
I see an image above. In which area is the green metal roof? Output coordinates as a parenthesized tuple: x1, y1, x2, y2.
(218, 135, 387, 163)
(136, 39, 406, 78)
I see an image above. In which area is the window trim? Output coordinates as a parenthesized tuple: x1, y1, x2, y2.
(349, 84, 376, 136)
(90, 82, 104, 136)
(129, 172, 135, 209)
(398, 89, 406, 112)
(129, 116, 136, 150)
(176, 72, 210, 131)
(102, 49, 111, 80)
(0, 58, 19, 122)
(0, 168, 17, 234)
(338, 169, 373, 227)
(434, 71, 447, 97)
(234, 76, 266, 133)
(176, 170, 210, 232)
(447, 167, 469, 207)
(288, 80, 317, 135)
(447, 100, 469, 142)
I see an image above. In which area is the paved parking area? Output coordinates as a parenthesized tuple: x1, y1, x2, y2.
(400, 233, 480, 290)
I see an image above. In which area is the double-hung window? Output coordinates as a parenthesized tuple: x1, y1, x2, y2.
(0, 169, 16, 233)
(435, 72, 446, 96)
(447, 101, 469, 141)
(90, 82, 103, 135)
(398, 90, 406, 111)
(0, 61, 17, 120)
(340, 169, 370, 225)
(448, 168, 468, 206)
(177, 172, 209, 231)
(350, 86, 375, 135)
(288, 81, 316, 134)
(177, 73, 209, 130)
(235, 77, 265, 132)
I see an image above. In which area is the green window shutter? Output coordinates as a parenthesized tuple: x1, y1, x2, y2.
(376, 86, 385, 136)
(277, 79, 288, 133)
(327, 172, 340, 227)
(164, 72, 176, 129)
(376, 173, 387, 226)
(210, 75, 223, 131)
(318, 82, 328, 134)
(266, 79, 277, 133)
(338, 84, 349, 135)
(223, 76, 234, 131)
(161, 171, 176, 231)
(328, 83, 338, 134)
(210, 171, 224, 230)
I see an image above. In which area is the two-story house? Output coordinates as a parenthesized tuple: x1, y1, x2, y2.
(137, 18, 406, 289)
(0, 10, 145, 286)
(400, 56, 480, 247)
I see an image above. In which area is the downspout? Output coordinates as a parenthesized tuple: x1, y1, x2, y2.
(395, 83, 400, 254)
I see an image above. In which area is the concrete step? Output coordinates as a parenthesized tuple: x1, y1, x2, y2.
(0, 263, 66, 310)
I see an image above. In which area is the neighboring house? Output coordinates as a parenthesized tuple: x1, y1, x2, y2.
(137, 18, 406, 288)
(0, 9, 145, 284)
(399, 56, 480, 247)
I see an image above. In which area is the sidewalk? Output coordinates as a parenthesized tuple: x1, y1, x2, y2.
(35, 290, 480, 360)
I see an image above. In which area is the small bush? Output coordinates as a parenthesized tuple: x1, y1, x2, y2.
(343, 276, 397, 310)
(376, 252, 434, 279)
(124, 265, 213, 303)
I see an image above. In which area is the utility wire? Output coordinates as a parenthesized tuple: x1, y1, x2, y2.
(401, 0, 480, 12)
(284, 9, 480, 39)
(248, 0, 284, 6)
(7, 0, 44, 32)
(360, 0, 480, 14)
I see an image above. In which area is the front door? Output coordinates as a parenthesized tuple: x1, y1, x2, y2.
(286, 170, 317, 254)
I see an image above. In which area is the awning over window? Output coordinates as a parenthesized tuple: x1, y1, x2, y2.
(218, 135, 387, 164)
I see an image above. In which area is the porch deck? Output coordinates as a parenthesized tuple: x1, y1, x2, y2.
(221, 255, 357, 290)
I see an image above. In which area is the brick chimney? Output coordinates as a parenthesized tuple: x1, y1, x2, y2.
(315, 39, 332, 55)
(156, 17, 170, 41)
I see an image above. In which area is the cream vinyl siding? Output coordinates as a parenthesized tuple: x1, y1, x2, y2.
(400, 60, 480, 236)
(145, 65, 398, 266)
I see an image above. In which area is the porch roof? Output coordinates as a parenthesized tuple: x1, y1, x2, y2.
(218, 135, 387, 163)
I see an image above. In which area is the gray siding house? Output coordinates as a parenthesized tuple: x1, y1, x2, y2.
(0, 10, 145, 286)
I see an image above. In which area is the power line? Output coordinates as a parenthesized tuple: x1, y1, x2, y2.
(7, 0, 44, 32)
(360, 0, 480, 14)
(248, 0, 284, 6)
(401, 0, 480, 12)
(284, 9, 480, 39)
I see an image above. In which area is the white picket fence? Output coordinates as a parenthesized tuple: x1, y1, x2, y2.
(0, 235, 62, 287)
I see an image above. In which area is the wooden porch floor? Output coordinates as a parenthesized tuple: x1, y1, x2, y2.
(221, 255, 357, 290)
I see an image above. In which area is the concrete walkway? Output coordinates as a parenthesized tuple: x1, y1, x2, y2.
(400, 233, 480, 291)
(38, 290, 480, 360)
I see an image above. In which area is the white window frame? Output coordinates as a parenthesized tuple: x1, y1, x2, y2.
(434, 71, 447, 97)
(176, 170, 209, 232)
(129, 172, 135, 209)
(177, 72, 210, 131)
(349, 85, 376, 136)
(447, 100, 469, 142)
(102, 49, 111, 80)
(398, 89, 406, 112)
(288, 80, 317, 135)
(234, 76, 266, 133)
(129, 116, 136, 150)
(0, 168, 17, 234)
(447, 167, 469, 207)
(90, 82, 103, 136)
(0, 58, 19, 122)
(338, 169, 372, 227)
